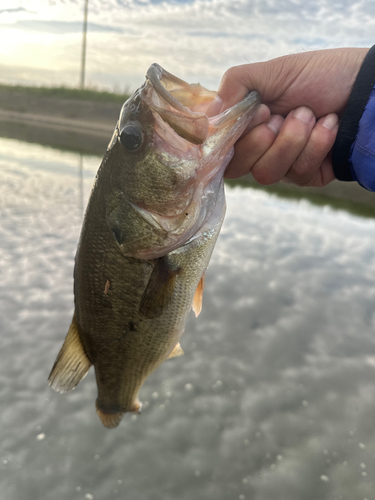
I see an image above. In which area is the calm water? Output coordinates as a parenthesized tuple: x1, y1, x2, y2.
(1, 136, 375, 500)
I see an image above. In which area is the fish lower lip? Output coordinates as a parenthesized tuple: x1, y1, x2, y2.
(209, 91, 260, 128)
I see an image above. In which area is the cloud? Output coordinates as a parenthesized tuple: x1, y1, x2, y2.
(0, 7, 30, 13)
(3, 19, 127, 34)
(1, 0, 374, 91)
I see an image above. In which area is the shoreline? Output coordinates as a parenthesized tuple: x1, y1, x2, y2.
(1, 86, 375, 215)
(0, 87, 121, 154)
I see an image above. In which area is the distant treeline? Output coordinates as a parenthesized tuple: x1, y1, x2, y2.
(0, 83, 130, 103)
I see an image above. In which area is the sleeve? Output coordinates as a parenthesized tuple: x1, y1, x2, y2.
(332, 45, 375, 190)
(349, 86, 375, 191)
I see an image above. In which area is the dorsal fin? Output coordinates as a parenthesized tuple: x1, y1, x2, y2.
(139, 256, 181, 319)
(48, 315, 92, 393)
(192, 273, 205, 317)
(167, 342, 184, 359)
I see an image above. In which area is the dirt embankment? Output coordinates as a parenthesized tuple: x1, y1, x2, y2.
(1, 86, 375, 211)
(0, 88, 122, 155)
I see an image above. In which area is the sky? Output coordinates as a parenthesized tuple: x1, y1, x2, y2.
(0, 0, 374, 92)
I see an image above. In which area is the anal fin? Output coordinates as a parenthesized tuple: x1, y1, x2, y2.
(139, 256, 181, 319)
(48, 315, 92, 393)
(192, 273, 205, 317)
(168, 342, 184, 359)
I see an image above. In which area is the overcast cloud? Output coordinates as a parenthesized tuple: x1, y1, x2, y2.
(0, 0, 373, 90)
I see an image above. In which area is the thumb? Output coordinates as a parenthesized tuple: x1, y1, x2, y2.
(216, 63, 262, 112)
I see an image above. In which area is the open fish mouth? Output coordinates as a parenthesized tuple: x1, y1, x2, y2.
(145, 63, 260, 147)
(103, 63, 262, 260)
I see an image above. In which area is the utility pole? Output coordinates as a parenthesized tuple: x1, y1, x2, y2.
(80, 0, 89, 89)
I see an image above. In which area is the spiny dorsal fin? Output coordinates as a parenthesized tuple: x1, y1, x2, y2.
(48, 315, 92, 393)
(139, 256, 181, 319)
(192, 273, 205, 317)
(168, 342, 184, 359)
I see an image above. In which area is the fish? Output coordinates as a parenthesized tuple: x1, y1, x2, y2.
(48, 64, 260, 428)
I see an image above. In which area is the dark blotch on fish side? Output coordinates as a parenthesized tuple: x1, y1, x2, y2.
(112, 226, 125, 245)
(128, 321, 137, 332)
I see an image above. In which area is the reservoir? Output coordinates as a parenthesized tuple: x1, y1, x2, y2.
(1, 135, 375, 500)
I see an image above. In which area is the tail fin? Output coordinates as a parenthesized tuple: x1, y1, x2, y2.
(96, 399, 142, 428)
(96, 405, 124, 429)
(48, 315, 92, 393)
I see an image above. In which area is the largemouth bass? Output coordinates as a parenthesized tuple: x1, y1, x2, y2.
(48, 64, 260, 428)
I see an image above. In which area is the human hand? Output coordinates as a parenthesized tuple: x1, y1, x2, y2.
(212, 48, 369, 186)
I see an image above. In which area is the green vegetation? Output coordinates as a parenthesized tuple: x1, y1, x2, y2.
(0, 83, 130, 103)
(225, 177, 375, 220)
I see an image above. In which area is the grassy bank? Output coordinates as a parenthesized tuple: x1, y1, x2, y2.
(0, 82, 130, 103)
(226, 177, 375, 220)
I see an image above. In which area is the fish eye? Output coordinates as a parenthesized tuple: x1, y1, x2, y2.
(119, 124, 143, 152)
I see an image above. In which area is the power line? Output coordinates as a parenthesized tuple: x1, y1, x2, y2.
(80, 0, 89, 89)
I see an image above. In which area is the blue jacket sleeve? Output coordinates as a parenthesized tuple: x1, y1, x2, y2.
(349, 86, 375, 191)
(332, 45, 375, 188)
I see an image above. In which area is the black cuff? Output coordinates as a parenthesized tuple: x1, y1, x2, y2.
(332, 45, 375, 181)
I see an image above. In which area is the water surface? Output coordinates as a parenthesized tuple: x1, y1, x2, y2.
(1, 137, 375, 500)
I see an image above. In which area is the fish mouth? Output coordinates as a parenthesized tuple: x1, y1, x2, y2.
(145, 63, 260, 147)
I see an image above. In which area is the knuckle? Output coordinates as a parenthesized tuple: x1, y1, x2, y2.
(292, 156, 317, 178)
(281, 126, 310, 150)
(252, 165, 280, 186)
(220, 66, 242, 87)
(291, 127, 335, 179)
(290, 176, 312, 187)
(285, 168, 314, 187)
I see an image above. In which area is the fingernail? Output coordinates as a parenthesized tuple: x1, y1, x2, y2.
(322, 113, 339, 130)
(293, 106, 314, 124)
(267, 115, 283, 134)
(206, 95, 223, 117)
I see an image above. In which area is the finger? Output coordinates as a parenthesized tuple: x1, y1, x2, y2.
(225, 114, 284, 179)
(206, 95, 223, 117)
(251, 106, 316, 185)
(284, 114, 339, 187)
(216, 65, 258, 112)
(304, 156, 336, 187)
(216, 60, 291, 113)
(240, 104, 271, 136)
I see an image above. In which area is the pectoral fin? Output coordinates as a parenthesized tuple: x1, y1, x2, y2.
(168, 342, 184, 359)
(192, 273, 205, 317)
(139, 256, 182, 319)
(48, 315, 92, 393)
